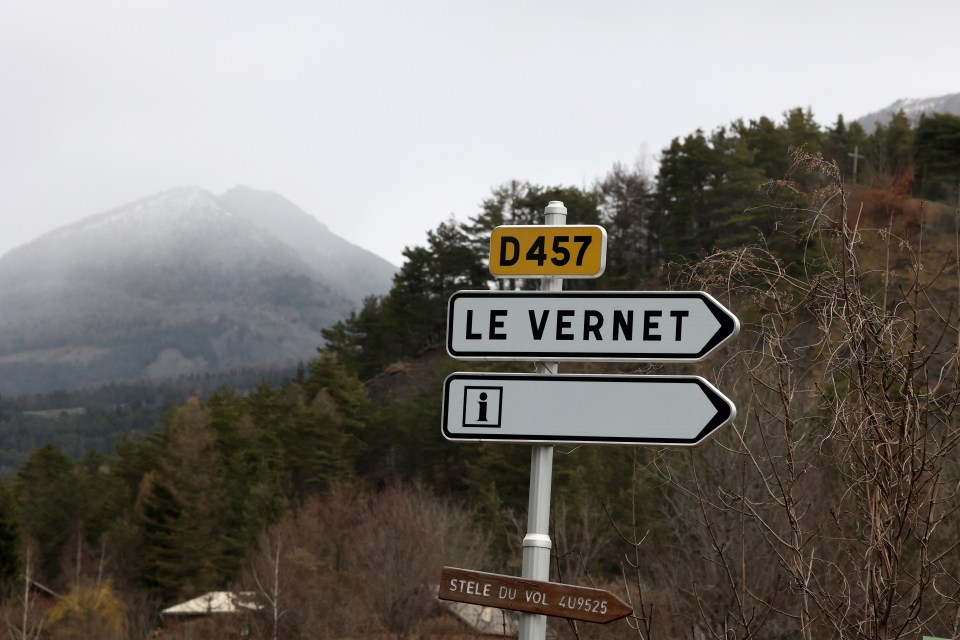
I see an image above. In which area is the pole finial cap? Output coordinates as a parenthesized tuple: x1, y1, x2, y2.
(544, 201, 567, 216)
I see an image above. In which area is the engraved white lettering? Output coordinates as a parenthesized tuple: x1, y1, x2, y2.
(559, 594, 609, 613)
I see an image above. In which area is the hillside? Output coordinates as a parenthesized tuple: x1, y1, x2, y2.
(0, 187, 396, 395)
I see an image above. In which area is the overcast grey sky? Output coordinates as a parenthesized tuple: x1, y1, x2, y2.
(2, 0, 959, 266)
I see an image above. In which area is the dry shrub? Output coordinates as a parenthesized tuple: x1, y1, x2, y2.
(240, 481, 490, 639)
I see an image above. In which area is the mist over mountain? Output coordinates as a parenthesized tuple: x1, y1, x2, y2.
(0, 186, 397, 395)
(856, 91, 960, 130)
(218, 186, 396, 304)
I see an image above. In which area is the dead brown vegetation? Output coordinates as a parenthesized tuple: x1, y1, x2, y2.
(613, 151, 960, 640)
(238, 481, 491, 640)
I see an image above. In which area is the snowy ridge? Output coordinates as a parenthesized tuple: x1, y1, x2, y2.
(856, 91, 960, 131)
(46, 187, 231, 241)
(0, 187, 310, 284)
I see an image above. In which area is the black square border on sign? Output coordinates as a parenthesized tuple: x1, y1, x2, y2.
(462, 385, 503, 428)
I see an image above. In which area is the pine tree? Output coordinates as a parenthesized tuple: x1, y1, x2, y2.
(0, 484, 18, 588)
(822, 114, 849, 169)
(322, 217, 485, 379)
(739, 116, 787, 178)
(656, 131, 715, 260)
(885, 109, 914, 180)
(862, 110, 914, 189)
(14, 444, 79, 581)
(707, 127, 767, 249)
(461, 180, 533, 291)
(782, 107, 821, 153)
(914, 112, 960, 202)
(321, 295, 392, 379)
(208, 386, 290, 570)
(136, 397, 228, 601)
(598, 161, 657, 282)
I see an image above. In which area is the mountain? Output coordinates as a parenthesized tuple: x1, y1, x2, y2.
(856, 91, 960, 130)
(218, 186, 396, 304)
(0, 186, 397, 395)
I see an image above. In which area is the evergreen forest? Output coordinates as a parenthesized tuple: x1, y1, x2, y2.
(3, 108, 960, 639)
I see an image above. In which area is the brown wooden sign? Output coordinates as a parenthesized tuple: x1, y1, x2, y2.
(438, 566, 632, 624)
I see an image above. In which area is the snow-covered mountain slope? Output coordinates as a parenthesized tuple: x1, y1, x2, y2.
(0, 187, 309, 288)
(856, 92, 960, 131)
(0, 186, 396, 395)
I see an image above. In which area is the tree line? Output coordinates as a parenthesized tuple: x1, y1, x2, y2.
(324, 109, 960, 379)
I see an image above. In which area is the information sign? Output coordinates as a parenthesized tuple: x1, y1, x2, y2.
(442, 372, 735, 446)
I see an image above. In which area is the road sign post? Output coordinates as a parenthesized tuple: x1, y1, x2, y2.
(518, 201, 568, 640)
(440, 201, 738, 638)
(439, 566, 632, 624)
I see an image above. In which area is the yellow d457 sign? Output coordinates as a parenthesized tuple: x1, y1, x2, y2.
(489, 225, 607, 278)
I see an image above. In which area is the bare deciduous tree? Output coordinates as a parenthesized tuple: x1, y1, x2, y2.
(240, 481, 491, 639)
(2, 542, 46, 640)
(639, 151, 960, 639)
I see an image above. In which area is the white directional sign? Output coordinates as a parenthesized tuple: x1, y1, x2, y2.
(442, 372, 736, 445)
(447, 291, 739, 362)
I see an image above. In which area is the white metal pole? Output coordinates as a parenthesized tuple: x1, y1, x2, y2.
(518, 200, 566, 640)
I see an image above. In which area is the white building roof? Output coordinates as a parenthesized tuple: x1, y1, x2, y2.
(161, 591, 260, 616)
(440, 600, 519, 636)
